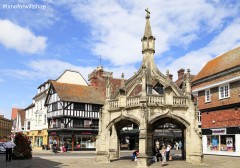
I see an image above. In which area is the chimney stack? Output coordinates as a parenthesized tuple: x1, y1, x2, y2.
(178, 68, 185, 80)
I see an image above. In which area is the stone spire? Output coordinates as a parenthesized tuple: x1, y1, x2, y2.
(143, 8, 152, 38)
(141, 9, 156, 90)
(141, 8, 155, 54)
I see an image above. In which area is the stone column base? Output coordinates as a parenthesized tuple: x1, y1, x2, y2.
(137, 154, 149, 168)
(95, 151, 110, 163)
(186, 153, 203, 164)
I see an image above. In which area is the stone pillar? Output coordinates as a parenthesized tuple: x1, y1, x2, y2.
(95, 130, 110, 163)
(137, 104, 148, 168)
(109, 125, 119, 160)
(95, 107, 111, 163)
(146, 132, 154, 155)
(138, 129, 148, 168)
(185, 127, 203, 164)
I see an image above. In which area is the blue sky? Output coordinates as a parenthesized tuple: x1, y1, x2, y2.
(0, 0, 240, 119)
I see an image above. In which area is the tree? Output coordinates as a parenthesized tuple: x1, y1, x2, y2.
(12, 132, 32, 160)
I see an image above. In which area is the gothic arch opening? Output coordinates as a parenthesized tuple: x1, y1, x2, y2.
(148, 117, 187, 162)
(107, 118, 139, 161)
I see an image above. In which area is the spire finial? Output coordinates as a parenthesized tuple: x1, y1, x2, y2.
(145, 8, 150, 19)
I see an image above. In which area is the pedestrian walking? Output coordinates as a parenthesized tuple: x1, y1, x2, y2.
(166, 144, 171, 161)
(179, 141, 182, 150)
(3, 141, 16, 162)
(160, 146, 167, 166)
(64, 141, 69, 152)
(49, 138, 53, 150)
(152, 144, 160, 162)
(175, 141, 179, 150)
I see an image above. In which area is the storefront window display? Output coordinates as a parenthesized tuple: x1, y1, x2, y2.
(207, 135, 235, 152)
(34, 136, 43, 147)
(74, 136, 96, 149)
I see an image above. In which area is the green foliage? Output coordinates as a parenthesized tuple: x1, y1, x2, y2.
(12, 132, 32, 160)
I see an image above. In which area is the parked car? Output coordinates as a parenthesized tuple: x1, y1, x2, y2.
(0, 142, 6, 153)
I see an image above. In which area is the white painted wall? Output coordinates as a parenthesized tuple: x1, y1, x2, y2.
(235, 134, 240, 153)
(56, 70, 88, 85)
(202, 135, 207, 153)
(32, 95, 48, 131)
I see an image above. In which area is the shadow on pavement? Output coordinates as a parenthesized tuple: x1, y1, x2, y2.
(0, 155, 66, 168)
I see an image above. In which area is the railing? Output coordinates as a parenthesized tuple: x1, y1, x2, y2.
(109, 99, 119, 109)
(147, 95, 164, 105)
(127, 96, 140, 107)
(108, 95, 187, 110)
(173, 96, 187, 106)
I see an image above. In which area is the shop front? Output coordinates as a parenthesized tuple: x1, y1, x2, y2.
(48, 130, 98, 151)
(24, 129, 48, 149)
(202, 127, 240, 156)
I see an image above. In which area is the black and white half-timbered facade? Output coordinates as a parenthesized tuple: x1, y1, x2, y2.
(45, 81, 104, 150)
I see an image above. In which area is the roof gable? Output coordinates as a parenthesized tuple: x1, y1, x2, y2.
(50, 81, 104, 105)
(192, 46, 240, 82)
(56, 70, 88, 86)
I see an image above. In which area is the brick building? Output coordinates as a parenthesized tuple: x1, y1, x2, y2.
(192, 47, 240, 156)
(0, 115, 12, 141)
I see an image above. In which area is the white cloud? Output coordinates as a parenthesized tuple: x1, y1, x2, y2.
(0, 19, 47, 54)
(1, 59, 138, 82)
(53, 0, 238, 66)
(161, 18, 240, 80)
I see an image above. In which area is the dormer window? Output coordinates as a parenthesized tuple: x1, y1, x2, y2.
(219, 84, 230, 99)
(205, 89, 211, 102)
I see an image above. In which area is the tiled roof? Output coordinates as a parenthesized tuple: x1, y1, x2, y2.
(32, 90, 48, 99)
(24, 103, 35, 110)
(192, 46, 240, 82)
(51, 81, 105, 105)
(11, 108, 18, 120)
(37, 79, 53, 89)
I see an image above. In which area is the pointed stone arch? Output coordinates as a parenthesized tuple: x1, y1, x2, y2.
(148, 112, 190, 130)
(106, 115, 140, 131)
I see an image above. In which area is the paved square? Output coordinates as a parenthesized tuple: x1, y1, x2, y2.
(1, 150, 240, 168)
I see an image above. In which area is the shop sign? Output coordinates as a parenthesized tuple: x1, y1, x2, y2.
(81, 132, 92, 135)
(51, 132, 57, 136)
(212, 128, 226, 135)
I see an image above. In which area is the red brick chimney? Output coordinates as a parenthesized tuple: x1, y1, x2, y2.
(177, 68, 185, 80)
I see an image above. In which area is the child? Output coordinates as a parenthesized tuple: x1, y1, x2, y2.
(132, 150, 139, 161)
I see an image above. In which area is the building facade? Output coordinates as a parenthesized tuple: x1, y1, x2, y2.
(23, 70, 89, 149)
(0, 115, 12, 141)
(192, 47, 240, 156)
(11, 108, 25, 135)
(23, 80, 50, 150)
(45, 81, 104, 150)
(96, 10, 202, 167)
